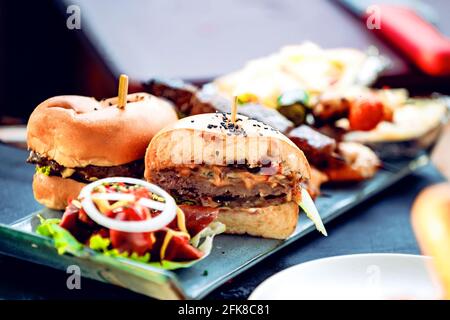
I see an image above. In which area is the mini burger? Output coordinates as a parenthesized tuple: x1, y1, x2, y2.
(145, 112, 326, 239)
(27, 93, 178, 210)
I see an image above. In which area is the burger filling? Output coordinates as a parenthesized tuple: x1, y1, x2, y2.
(27, 151, 144, 183)
(149, 163, 303, 208)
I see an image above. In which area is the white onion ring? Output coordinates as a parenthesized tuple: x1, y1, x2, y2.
(91, 193, 135, 201)
(79, 177, 176, 233)
(138, 198, 166, 211)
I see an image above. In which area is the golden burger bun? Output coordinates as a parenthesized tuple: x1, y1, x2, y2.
(32, 173, 86, 210)
(27, 93, 178, 168)
(145, 113, 310, 178)
(27, 93, 178, 210)
(217, 201, 299, 239)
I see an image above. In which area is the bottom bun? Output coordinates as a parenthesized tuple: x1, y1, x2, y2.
(217, 202, 299, 240)
(33, 173, 86, 210)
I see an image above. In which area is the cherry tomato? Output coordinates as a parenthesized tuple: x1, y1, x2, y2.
(158, 232, 203, 261)
(108, 207, 154, 255)
(60, 203, 80, 230)
(60, 202, 99, 243)
(349, 96, 384, 131)
(177, 205, 219, 236)
(132, 186, 152, 201)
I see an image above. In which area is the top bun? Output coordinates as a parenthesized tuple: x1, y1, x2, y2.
(27, 93, 178, 167)
(145, 113, 310, 178)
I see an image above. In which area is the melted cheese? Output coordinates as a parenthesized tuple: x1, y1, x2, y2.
(61, 168, 75, 178)
(176, 207, 189, 235)
(93, 198, 111, 214)
(109, 200, 133, 211)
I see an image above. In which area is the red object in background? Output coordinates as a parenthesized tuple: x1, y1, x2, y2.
(366, 4, 450, 76)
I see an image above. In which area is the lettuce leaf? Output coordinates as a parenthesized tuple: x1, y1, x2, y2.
(88, 234, 151, 263)
(36, 217, 84, 255)
(35, 165, 51, 176)
(190, 221, 226, 248)
(298, 188, 327, 236)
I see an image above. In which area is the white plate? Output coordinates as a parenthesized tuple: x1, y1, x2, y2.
(249, 254, 443, 300)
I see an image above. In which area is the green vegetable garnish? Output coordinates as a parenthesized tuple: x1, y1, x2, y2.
(35, 217, 225, 270)
(89, 234, 151, 263)
(277, 104, 307, 126)
(36, 217, 83, 255)
(277, 90, 311, 126)
(88, 234, 111, 251)
(35, 165, 51, 176)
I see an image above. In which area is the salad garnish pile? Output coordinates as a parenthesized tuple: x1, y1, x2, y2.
(37, 177, 225, 269)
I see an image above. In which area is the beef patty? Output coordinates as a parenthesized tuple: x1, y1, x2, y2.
(149, 164, 300, 208)
(27, 151, 144, 183)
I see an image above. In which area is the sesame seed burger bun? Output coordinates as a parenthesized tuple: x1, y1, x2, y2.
(144, 113, 311, 240)
(145, 113, 310, 178)
(27, 93, 178, 168)
(217, 202, 299, 239)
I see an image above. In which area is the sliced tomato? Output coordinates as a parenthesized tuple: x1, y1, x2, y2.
(108, 207, 154, 256)
(132, 186, 153, 200)
(160, 232, 203, 261)
(349, 96, 384, 131)
(78, 208, 96, 226)
(59, 203, 79, 231)
(60, 202, 98, 243)
(61, 198, 211, 261)
(178, 205, 219, 236)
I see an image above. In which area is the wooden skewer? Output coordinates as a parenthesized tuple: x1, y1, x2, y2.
(117, 74, 129, 109)
(231, 96, 238, 124)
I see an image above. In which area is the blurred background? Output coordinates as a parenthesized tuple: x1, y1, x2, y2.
(1, 0, 450, 125)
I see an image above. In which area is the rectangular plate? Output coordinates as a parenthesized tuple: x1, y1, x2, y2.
(0, 155, 428, 299)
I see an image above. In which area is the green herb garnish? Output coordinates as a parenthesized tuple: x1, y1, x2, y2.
(89, 234, 151, 263)
(36, 217, 83, 255)
(35, 165, 51, 176)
